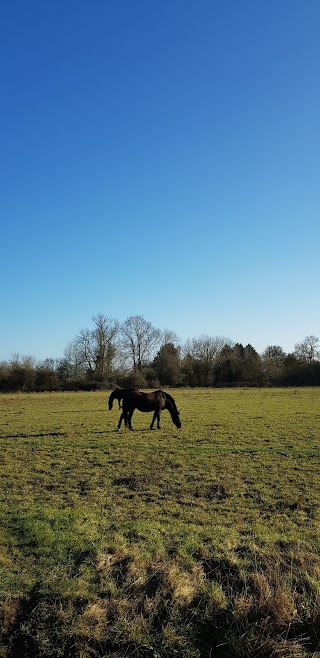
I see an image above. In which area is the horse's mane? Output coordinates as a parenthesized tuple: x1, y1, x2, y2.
(108, 387, 137, 410)
(162, 390, 178, 411)
(110, 387, 136, 398)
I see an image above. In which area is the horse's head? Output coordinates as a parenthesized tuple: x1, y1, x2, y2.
(173, 410, 182, 429)
(164, 392, 181, 428)
(108, 391, 116, 410)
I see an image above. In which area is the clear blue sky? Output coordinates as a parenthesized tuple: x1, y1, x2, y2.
(1, 0, 319, 360)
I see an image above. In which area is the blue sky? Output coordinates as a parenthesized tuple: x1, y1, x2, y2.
(1, 0, 319, 360)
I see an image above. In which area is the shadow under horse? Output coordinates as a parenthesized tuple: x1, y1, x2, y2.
(113, 389, 181, 431)
(108, 388, 136, 410)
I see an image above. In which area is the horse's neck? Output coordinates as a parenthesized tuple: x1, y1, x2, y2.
(110, 390, 120, 404)
(165, 398, 176, 416)
(165, 394, 176, 412)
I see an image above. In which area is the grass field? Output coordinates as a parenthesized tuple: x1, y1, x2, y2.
(0, 388, 320, 657)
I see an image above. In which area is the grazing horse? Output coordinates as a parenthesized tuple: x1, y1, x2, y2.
(116, 390, 181, 431)
(108, 388, 136, 410)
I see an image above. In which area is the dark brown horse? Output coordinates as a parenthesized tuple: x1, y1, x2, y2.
(115, 390, 181, 431)
(108, 388, 136, 410)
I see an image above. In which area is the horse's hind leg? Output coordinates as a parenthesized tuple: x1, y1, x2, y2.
(150, 411, 156, 429)
(127, 411, 134, 430)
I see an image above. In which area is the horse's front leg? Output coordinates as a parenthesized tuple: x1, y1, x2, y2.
(150, 411, 161, 430)
(117, 412, 125, 430)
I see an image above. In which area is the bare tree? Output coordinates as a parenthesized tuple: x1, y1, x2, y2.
(160, 329, 180, 347)
(262, 345, 286, 361)
(61, 341, 85, 381)
(74, 314, 119, 380)
(261, 345, 286, 383)
(294, 335, 319, 363)
(8, 354, 37, 390)
(183, 335, 231, 362)
(182, 335, 233, 385)
(76, 328, 95, 374)
(92, 314, 119, 380)
(119, 315, 161, 370)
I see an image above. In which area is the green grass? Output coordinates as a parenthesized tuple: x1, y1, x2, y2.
(0, 388, 320, 657)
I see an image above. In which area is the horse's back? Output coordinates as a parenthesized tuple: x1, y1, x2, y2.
(123, 390, 166, 412)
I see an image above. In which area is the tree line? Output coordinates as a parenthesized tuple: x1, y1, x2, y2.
(1, 314, 320, 392)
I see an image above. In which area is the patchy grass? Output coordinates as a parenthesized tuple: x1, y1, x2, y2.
(0, 388, 320, 657)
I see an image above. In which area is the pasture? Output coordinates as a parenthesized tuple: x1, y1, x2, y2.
(0, 388, 320, 657)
